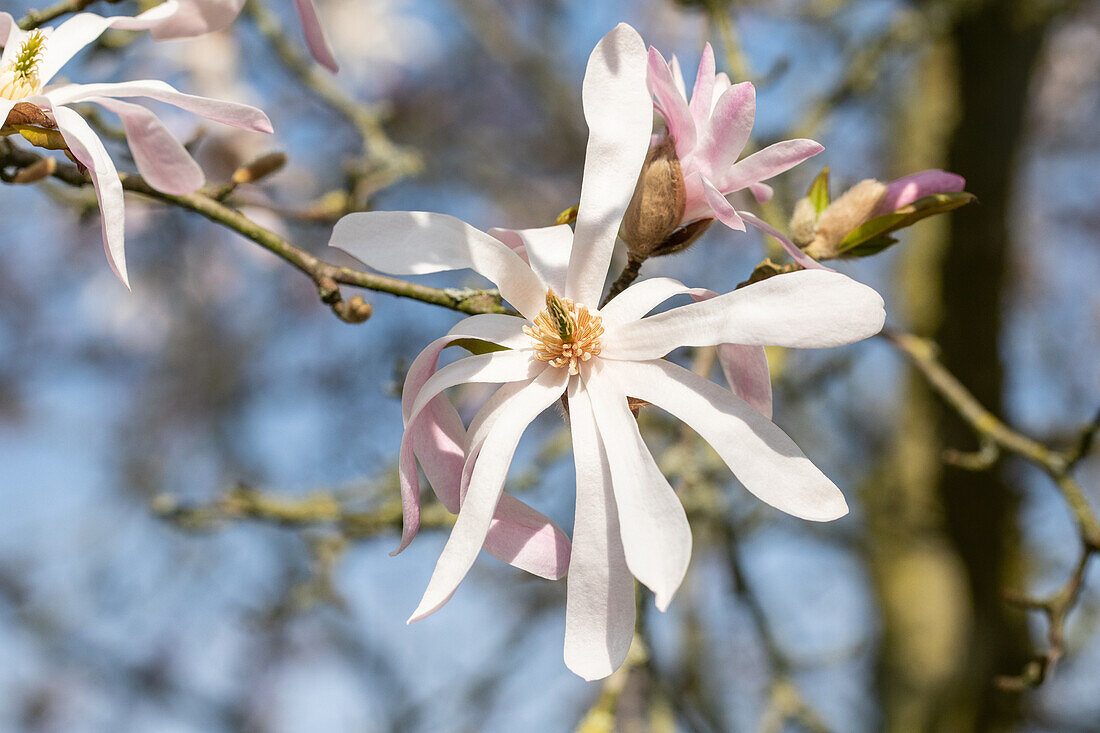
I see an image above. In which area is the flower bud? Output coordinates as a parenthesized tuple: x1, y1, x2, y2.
(788, 196, 818, 247)
(802, 179, 887, 260)
(621, 136, 686, 258)
(231, 151, 288, 185)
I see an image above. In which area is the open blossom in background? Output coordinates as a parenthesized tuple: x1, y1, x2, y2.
(332, 24, 885, 680)
(134, 0, 339, 72)
(0, 12, 272, 286)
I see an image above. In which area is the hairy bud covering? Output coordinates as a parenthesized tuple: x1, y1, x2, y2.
(803, 179, 887, 260)
(621, 136, 687, 257)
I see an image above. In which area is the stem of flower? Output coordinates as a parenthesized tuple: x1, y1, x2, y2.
(601, 253, 647, 308)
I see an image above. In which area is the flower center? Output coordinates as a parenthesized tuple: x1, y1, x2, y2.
(0, 32, 46, 101)
(523, 289, 604, 375)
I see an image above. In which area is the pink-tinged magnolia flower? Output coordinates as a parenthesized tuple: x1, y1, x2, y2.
(0, 12, 273, 287)
(647, 43, 823, 268)
(121, 0, 338, 73)
(330, 24, 886, 680)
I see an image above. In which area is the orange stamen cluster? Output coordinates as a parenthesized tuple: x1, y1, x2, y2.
(524, 289, 603, 375)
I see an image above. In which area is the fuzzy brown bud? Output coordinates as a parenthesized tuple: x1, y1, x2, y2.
(803, 179, 888, 260)
(621, 136, 686, 257)
(11, 156, 55, 184)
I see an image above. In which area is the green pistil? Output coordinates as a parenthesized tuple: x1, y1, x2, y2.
(545, 289, 575, 342)
(12, 32, 46, 83)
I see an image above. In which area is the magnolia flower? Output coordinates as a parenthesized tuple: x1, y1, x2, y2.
(120, 0, 338, 73)
(331, 24, 886, 680)
(645, 43, 823, 268)
(0, 12, 273, 287)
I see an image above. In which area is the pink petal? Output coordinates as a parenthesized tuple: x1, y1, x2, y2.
(699, 81, 755, 175)
(566, 24, 652, 307)
(738, 209, 827, 271)
(563, 380, 634, 680)
(53, 106, 128, 287)
(700, 175, 746, 231)
(648, 46, 696, 158)
(748, 182, 774, 203)
(293, 0, 339, 72)
(877, 169, 966, 213)
(717, 138, 824, 193)
(120, 0, 245, 40)
(90, 97, 204, 195)
(715, 343, 772, 419)
(45, 80, 273, 133)
(687, 42, 716, 128)
(421, 393, 570, 580)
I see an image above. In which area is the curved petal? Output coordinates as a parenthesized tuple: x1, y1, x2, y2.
(748, 182, 774, 204)
(564, 379, 635, 680)
(599, 276, 700, 328)
(89, 97, 204, 195)
(52, 106, 128, 287)
(421, 395, 570, 580)
(400, 313, 530, 422)
(609, 359, 848, 521)
(601, 269, 886, 360)
(715, 343, 772, 419)
(738, 209, 827, 271)
(668, 55, 687, 99)
(586, 362, 691, 611)
(699, 81, 755, 175)
(648, 46, 695, 158)
(44, 80, 273, 133)
(408, 367, 569, 622)
(293, 0, 339, 73)
(331, 211, 547, 320)
(687, 42, 715, 127)
(566, 23, 652, 307)
(878, 169, 966, 213)
(700, 175, 746, 231)
(487, 225, 573, 294)
(717, 138, 824, 193)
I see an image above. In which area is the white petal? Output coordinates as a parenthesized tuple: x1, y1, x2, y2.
(331, 211, 547, 320)
(400, 313, 530, 422)
(52, 106, 128, 287)
(566, 23, 652, 306)
(90, 97, 204, 195)
(601, 269, 885, 361)
(563, 379, 635, 680)
(599, 276, 707, 329)
(586, 363, 691, 611)
(37, 13, 114, 84)
(408, 368, 569, 622)
(419, 395, 570, 580)
(607, 359, 848, 521)
(405, 350, 539, 432)
(488, 225, 573, 294)
(43, 80, 273, 133)
(0, 14, 17, 55)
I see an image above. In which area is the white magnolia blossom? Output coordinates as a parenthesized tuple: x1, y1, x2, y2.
(330, 24, 886, 680)
(0, 12, 272, 287)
